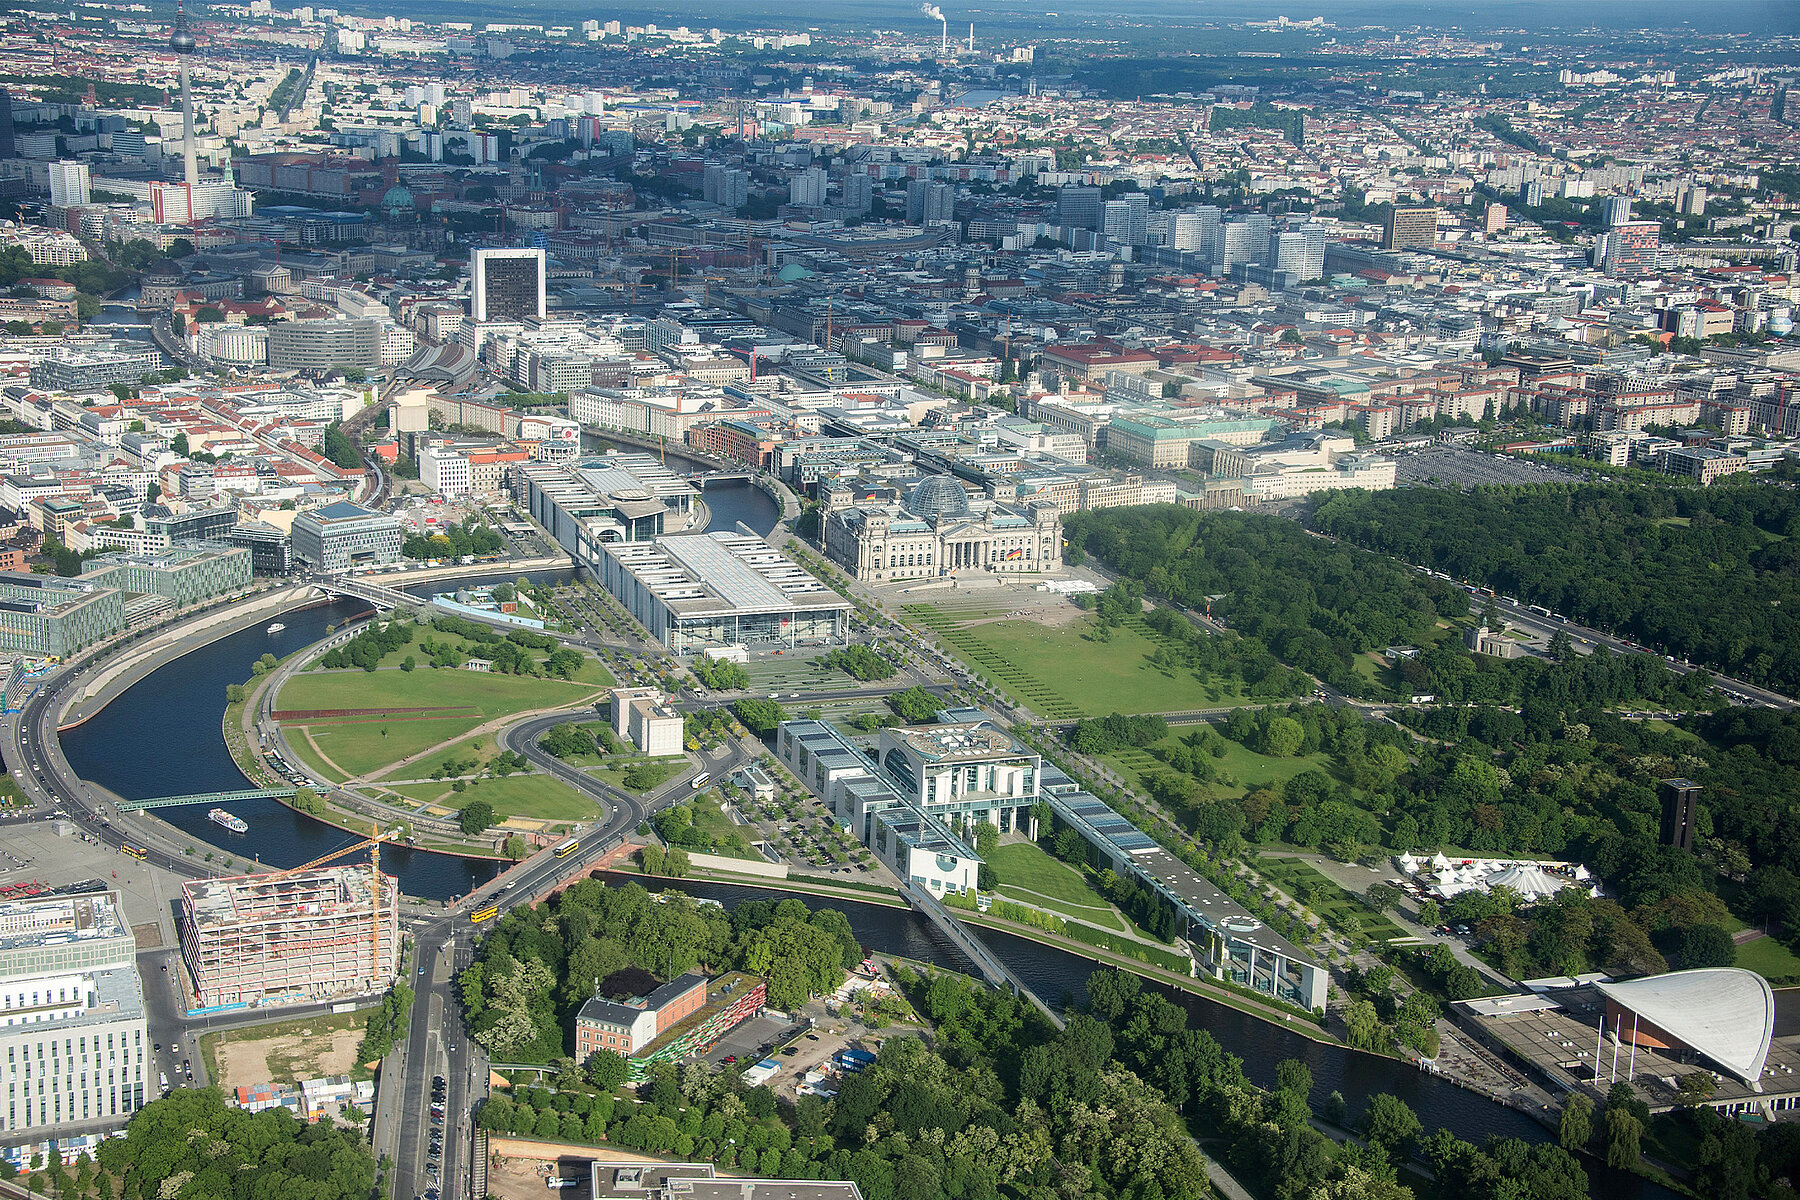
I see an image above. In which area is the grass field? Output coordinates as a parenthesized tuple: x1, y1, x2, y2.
(300, 717, 485, 780)
(1259, 856, 1406, 943)
(590, 757, 687, 794)
(1732, 935, 1800, 984)
(388, 772, 597, 823)
(1105, 736, 1336, 802)
(365, 635, 615, 685)
(277, 669, 603, 778)
(990, 842, 1128, 931)
(905, 605, 1242, 719)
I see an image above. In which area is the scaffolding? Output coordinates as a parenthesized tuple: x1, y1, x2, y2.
(180, 854, 399, 1006)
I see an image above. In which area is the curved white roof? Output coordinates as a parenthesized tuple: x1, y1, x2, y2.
(1595, 968, 1775, 1086)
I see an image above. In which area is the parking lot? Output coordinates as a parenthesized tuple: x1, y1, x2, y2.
(1394, 445, 1585, 489)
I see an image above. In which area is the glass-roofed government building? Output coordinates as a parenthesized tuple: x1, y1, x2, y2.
(596, 531, 850, 652)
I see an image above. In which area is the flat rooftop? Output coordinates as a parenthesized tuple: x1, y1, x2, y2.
(1459, 981, 1800, 1111)
(590, 1162, 862, 1200)
(0, 892, 128, 954)
(182, 864, 383, 925)
(604, 532, 849, 621)
(891, 723, 1023, 762)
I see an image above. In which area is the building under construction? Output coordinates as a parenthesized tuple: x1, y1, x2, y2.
(180, 865, 399, 1007)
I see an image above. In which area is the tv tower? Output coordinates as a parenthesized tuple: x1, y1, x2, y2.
(170, 0, 199, 190)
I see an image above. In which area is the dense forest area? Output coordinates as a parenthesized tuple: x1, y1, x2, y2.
(1062, 507, 1469, 697)
(469, 961, 1610, 1200)
(459, 883, 860, 1062)
(1148, 697, 1800, 981)
(91, 1089, 376, 1200)
(1308, 486, 1800, 692)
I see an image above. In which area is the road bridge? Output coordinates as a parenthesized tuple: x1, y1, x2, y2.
(114, 787, 297, 812)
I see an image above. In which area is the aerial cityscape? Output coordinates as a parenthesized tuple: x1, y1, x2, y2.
(0, 0, 1795, 1198)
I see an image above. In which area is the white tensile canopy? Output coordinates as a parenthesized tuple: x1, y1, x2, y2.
(1483, 864, 1567, 900)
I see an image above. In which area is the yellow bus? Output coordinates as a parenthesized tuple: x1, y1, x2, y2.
(552, 837, 579, 858)
(470, 905, 499, 924)
(121, 845, 148, 860)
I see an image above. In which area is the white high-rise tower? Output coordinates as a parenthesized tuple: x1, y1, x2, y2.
(170, 0, 199, 191)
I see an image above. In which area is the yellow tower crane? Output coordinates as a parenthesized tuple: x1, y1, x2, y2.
(270, 823, 393, 989)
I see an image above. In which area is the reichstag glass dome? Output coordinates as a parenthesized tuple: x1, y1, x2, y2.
(905, 476, 972, 521)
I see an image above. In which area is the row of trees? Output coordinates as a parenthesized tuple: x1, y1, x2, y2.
(692, 654, 751, 690)
(401, 517, 505, 562)
(821, 645, 898, 681)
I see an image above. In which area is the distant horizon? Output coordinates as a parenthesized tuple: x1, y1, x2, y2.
(264, 0, 1800, 38)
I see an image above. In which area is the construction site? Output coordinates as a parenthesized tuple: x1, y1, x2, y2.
(178, 828, 400, 1009)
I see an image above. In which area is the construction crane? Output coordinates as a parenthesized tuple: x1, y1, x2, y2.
(272, 823, 393, 989)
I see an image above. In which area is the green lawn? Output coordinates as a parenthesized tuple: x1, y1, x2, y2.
(1104, 735, 1336, 802)
(278, 668, 605, 780)
(1733, 935, 1800, 984)
(388, 772, 598, 823)
(303, 717, 484, 779)
(281, 665, 603, 718)
(1258, 856, 1405, 943)
(590, 757, 687, 795)
(909, 607, 1243, 719)
(989, 842, 1127, 931)
(405, 730, 504, 776)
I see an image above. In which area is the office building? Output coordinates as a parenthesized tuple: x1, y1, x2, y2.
(518, 455, 697, 562)
(1034, 756, 1329, 1010)
(1101, 193, 1150, 246)
(224, 521, 293, 575)
(1057, 184, 1102, 230)
(47, 162, 90, 209)
(841, 173, 873, 215)
(1604, 195, 1633, 227)
(416, 437, 530, 500)
(1660, 778, 1700, 851)
(471, 247, 546, 322)
(906, 179, 954, 225)
(266, 318, 381, 372)
(596, 531, 850, 653)
(144, 505, 237, 544)
(1383, 205, 1439, 251)
(701, 165, 748, 210)
(608, 686, 683, 756)
(28, 344, 163, 393)
(789, 167, 827, 207)
(1602, 220, 1660, 278)
(776, 718, 984, 898)
(179, 866, 400, 1007)
(1212, 214, 1271, 271)
(592, 1163, 862, 1200)
(0, 90, 12, 160)
(0, 572, 127, 656)
(80, 544, 251, 607)
(289, 501, 403, 572)
(574, 973, 706, 1057)
(0, 893, 147, 1135)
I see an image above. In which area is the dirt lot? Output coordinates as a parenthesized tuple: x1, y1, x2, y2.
(209, 1018, 364, 1091)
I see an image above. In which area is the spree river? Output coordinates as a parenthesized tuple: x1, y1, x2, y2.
(54, 473, 1672, 1193)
